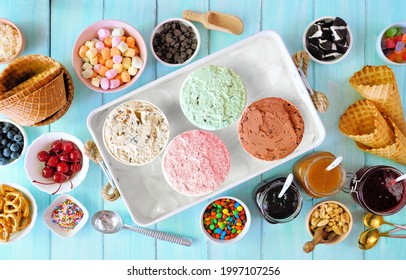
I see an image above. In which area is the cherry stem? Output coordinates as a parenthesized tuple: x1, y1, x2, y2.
(33, 180, 55, 185)
(52, 183, 62, 195)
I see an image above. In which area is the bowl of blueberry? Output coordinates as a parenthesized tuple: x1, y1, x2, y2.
(0, 119, 27, 167)
(24, 132, 89, 195)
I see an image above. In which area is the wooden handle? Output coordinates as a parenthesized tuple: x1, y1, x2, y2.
(303, 227, 326, 253)
(182, 10, 205, 23)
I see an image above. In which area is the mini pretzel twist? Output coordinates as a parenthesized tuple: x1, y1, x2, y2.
(0, 184, 32, 242)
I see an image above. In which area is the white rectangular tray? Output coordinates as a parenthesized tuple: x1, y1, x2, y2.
(87, 31, 326, 226)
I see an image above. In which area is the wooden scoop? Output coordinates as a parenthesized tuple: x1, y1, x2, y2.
(303, 227, 336, 253)
(183, 10, 244, 35)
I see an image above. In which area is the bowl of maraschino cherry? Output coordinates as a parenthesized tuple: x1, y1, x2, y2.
(25, 132, 89, 195)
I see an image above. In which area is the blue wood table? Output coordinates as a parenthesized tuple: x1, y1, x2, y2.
(1, 0, 405, 260)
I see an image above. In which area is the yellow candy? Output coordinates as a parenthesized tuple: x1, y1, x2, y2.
(81, 68, 94, 79)
(91, 77, 100, 87)
(222, 209, 229, 214)
(113, 63, 123, 73)
(84, 40, 95, 49)
(85, 47, 98, 59)
(123, 48, 136, 57)
(237, 206, 243, 211)
(122, 57, 131, 69)
(127, 67, 138, 76)
(89, 56, 98, 65)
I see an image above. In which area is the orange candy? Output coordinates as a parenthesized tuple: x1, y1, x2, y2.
(104, 37, 112, 48)
(126, 37, 136, 48)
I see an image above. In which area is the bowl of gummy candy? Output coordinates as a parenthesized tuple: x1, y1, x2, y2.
(200, 196, 251, 244)
(0, 119, 27, 167)
(377, 22, 406, 65)
(72, 19, 147, 93)
(24, 132, 89, 195)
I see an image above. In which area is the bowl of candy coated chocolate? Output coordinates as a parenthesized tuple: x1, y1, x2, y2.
(376, 22, 406, 65)
(151, 18, 200, 67)
(0, 119, 27, 167)
(72, 19, 147, 93)
(303, 16, 352, 64)
(200, 196, 251, 244)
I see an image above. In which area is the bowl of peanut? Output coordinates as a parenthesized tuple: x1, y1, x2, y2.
(306, 200, 353, 245)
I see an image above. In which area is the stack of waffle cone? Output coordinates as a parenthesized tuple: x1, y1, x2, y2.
(339, 65, 406, 165)
(339, 100, 395, 148)
(0, 55, 68, 126)
(349, 65, 406, 135)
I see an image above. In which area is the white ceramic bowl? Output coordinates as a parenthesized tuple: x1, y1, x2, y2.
(150, 18, 200, 67)
(303, 16, 353, 64)
(0, 18, 25, 64)
(0, 182, 37, 244)
(306, 200, 353, 245)
(0, 119, 28, 168)
(200, 196, 251, 244)
(42, 194, 89, 239)
(72, 19, 147, 93)
(376, 22, 406, 65)
(24, 132, 89, 195)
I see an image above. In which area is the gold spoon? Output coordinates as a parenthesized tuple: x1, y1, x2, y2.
(358, 228, 406, 250)
(183, 10, 244, 35)
(363, 213, 406, 230)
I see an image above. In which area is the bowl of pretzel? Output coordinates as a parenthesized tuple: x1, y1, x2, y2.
(0, 182, 37, 243)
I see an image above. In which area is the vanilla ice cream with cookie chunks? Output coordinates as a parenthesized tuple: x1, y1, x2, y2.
(103, 100, 169, 165)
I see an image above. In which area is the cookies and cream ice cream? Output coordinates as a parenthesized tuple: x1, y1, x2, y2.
(103, 100, 169, 165)
(162, 130, 230, 196)
(238, 97, 304, 161)
(180, 65, 246, 130)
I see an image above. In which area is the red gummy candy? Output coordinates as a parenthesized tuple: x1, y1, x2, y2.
(386, 39, 396, 49)
(394, 35, 403, 43)
(402, 53, 406, 61)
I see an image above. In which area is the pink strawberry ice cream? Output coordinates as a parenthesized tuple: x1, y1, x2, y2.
(162, 130, 230, 196)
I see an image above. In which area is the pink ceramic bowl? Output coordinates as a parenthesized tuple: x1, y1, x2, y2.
(72, 19, 147, 93)
(0, 18, 25, 64)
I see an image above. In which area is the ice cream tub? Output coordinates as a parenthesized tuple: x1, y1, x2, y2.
(87, 30, 326, 226)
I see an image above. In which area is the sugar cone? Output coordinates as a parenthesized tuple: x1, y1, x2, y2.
(349, 65, 406, 135)
(356, 116, 406, 165)
(339, 99, 395, 148)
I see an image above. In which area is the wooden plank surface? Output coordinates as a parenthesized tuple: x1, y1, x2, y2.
(0, 0, 405, 260)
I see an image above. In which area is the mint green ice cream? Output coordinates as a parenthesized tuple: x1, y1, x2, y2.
(180, 65, 247, 130)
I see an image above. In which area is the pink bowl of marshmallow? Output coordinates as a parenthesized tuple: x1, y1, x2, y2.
(72, 19, 147, 93)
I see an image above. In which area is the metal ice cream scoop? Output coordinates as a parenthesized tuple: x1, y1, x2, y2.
(91, 210, 192, 247)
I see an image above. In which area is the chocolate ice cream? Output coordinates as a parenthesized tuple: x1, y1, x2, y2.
(238, 97, 304, 161)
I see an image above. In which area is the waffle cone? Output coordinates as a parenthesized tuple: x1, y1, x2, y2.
(349, 65, 406, 135)
(0, 55, 68, 126)
(356, 116, 406, 165)
(339, 99, 395, 148)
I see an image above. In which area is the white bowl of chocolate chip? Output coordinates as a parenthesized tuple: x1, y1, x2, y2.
(303, 16, 352, 64)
